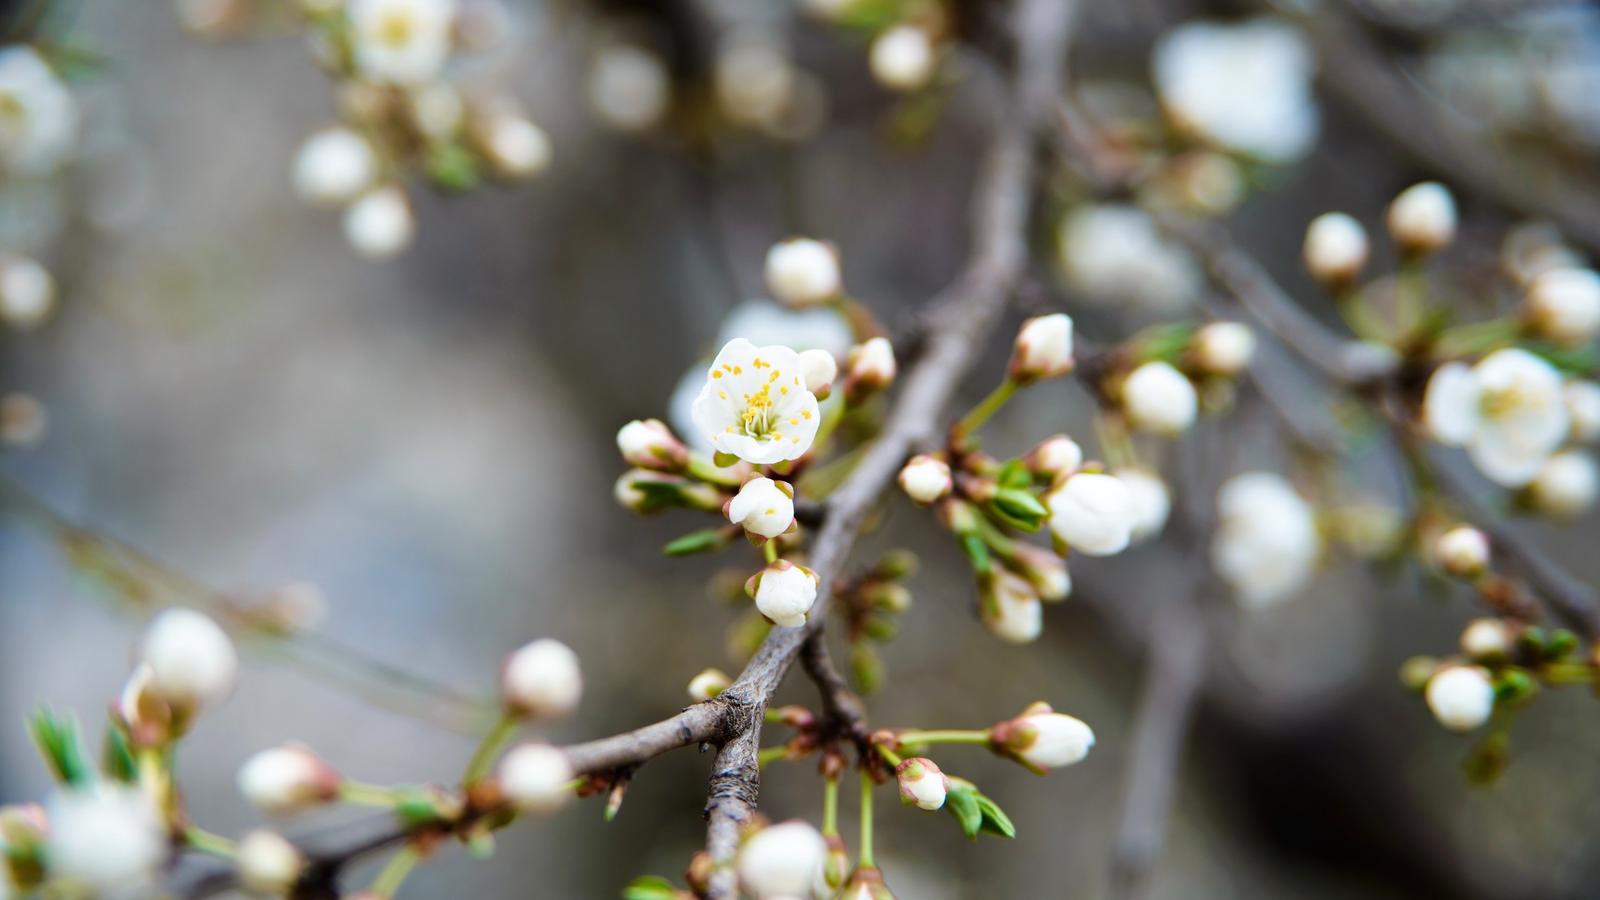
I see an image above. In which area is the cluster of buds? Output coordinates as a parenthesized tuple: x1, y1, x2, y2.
(835, 551, 917, 692)
(285, 0, 551, 258)
(115, 609, 240, 747)
(1102, 321, 1256, 437)
(1404, 620, 1590, 740)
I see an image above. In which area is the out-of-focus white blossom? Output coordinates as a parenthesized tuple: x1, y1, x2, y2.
(236, 829, 304, 893)
(1386, 182, 1457, 254)
(715, 30, 794, 130)
(497, 743, 573, 813)
(1434, 525, 1490, 578)
(480, 115, 551, 179)
(293, 127, 378, 206)
(737, 820, 826, 899)
(748, 559, 820, 628)
(1528, 450, 1597, 519)
(1525, 267, 1600, 345)
(1190, 321, 1255, 376)
(0, 392, 46, 447)
(1502, 221, 1581, 287)
(980, 570, 1043, 644)
(342, 186, 415, 258)
(410, 83, 464, 139)
(1122, 361, 1198, 435)
(869, 25, 937, 92)
(238, 745, 341, 813)
(1058, 205, 1203, 311)
(1566, 380, 1600, 443)
(45, 786, 165, 894)
(1009, 314, 1074, 383)
(349, 0, 456, 86)
(691, 338, 821, 465)
(1047, 472, 1136, 557)
(500, 638, 583, 719)
(1025, 434, 1082, 479)
(764, 238, 841, 308)
(1302, 212, 1369, 285)
(727, 476, 796, 539)
(588, 44, 669, 132)
(1116, 468, 1170, 542)
(1460, 618, 1513, 661)
(687, 667, 731, 701)
(1425, 665, 1494, 732)
(0, 46, 79, 177)
(1423, 348, 1568, 487)
(139, 608, 238, 709)
(991, 702, 1095, 772)
(797, 348, 837, 399)
(898, 455, 952, 505)
(1211, 472, 1320, 608)
(845, 337, 896, 402)
(0, 255, 55, 328)
(617, 418, 688, 471)
(895, 758, 947, 810)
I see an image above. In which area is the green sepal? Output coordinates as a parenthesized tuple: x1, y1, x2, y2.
(960, 533, 991, 575)
(974, 792, 1017, 838)
(995, 460, 1033, 490)
(663, 527, 734, 557)
(30, 708, 92, 787)
(945, 786, 983, 839)
(426, 143, 480, 191)
(623, 875, 680, 900)
(103, 728, 138, 784)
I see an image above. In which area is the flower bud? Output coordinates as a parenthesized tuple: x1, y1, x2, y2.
(1008, 543, 1070, 602)
(616, 419, 688, 472)
(736, 820, 826, 899)
(139, 608, 238, 710)
(898, 455, 952, 504)
(238, 745, 341, 814)
(845, 337, 896, 403)
(980, 571, 1043, 644)
(1433, 525, 1489, 578)
(1046, 472, 1136, 557)
(588, 44, 670, 133)
(1460, 618, 1514, 661)
(746, 559, 820, 628)
(236, 829, 303, 893)
(115, 665, 175, 748)
(1024, 434, 1083, 479)
(1566, 381, 1600, 443)
(1528, 450, 1598, 519)
(726, 477, 796, 540)
(869, 25, 937, 92)
(798, 348, 838, 400)
(500, 638, 583, 719)
(990, 702, 1095, 773)
(1009, 314, 1074, 384)
(1190, 322, 1255, 377)
(614, 469, 723, 514)
(687, 667, 731, 701)
(343, 186, 415, 259)
(252, 581, 328, 636)
(0, 255, 56, 329)
(895, 757, 948, 810)
(481, 115, 551, 180)
(1386, 182, 1456, 255)
(1121, 361, 1197, 435)
(821, 833, 850, 891)
(1302, 212, 1369, 285)
(44, 786, 166, 893)
(1525, 267, 1600, 345)
(1424, 665, 1494, 732)
(292, 127, 377, 206)
(1116, 468, 1171, 543)
(497, 743, 574, 813)
(765, 238, 841, 308)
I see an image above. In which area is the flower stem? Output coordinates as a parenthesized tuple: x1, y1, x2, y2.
(1541, 662, 1596, 685)
(462, 712, 519, 785)
(183, 826, 235, 858)
(369, 844, 424, 899)
(954, 379, 1019, 441)
(763, 541, 779, 564)
(822, 774, 840, 837)
(896, 729, 991, 746)
(339, 780, 406, 808)
(687, 454, 744, 487)
(758, 746, 789, 768)
(876, 744, 903, 767)
(858, 769, 876, 869)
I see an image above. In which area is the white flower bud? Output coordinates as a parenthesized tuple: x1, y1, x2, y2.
(0, 255, 56, 328)
(1425, 665, 1494, 732)
(616, 418, 688, 471)
(1122, 361, 1197, 435)
(765, 238, 841, 308)
(238, 745, 341, 814)
(1528, 450, 1598, 519)
(845, 337, 896, 402)
(980, 570, 1043, 644)
(410, 83, 464, 139)
(292, 127, 377, 206)
(898, 455, 952, 504)
(797, 348, 838, 399)
(497, 743, 573, 813)
(343, 186, 415, 258)
(747, 559, 820, 628)
(1024, 434, 1083, 478)
(236, 829, 304, 893)
(869, 25, 937, 92)
(1116, 468, 1171, 543)
(45, 786, 166, 893)
(1047, 472, 1136, 557)
(1460, 618, 1513, 661)
(589, 44, 670, 132)
(1009, 314, 1074, 383)
(727, 476, 796, 539)
(737, 820, 826, 899)
(895, 758, 947, 810)
(1525, 268, 1600, 345)
(687, 667, 731, 701)
(1302, 212, 1369, 285)
(1434, 525, 1489, 578)
(482, 116, 551, 180)
(992, 702, 1095, 772)
(1386, 182, 1456, 254)
(1190, 322, 1255, 376)
(1010, 544, 1070, 602)
(1566, 381, 1600, 443)
(139, 608, 238, 708)
(500, 638, 583, 719)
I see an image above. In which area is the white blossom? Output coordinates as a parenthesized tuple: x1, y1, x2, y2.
(895, 758, 947, 810)
(349, 0, 456, 86)
(139, 608, 238, 708)
(687, 667, 731, 701)
(764, 238, 841, 308)
(1009, 313, 1074, 383)
(1302, 212, 1369, 285)
(343, 186, 415, 258)
(1025, 434, 1082, 478)
(1211, 472, 1321, 608)
(617, 418, 688, 471)
(748, 559, 819, 628)
(1153, 18, 1317, 163)
(44, 786, 165, 894)
(481, 116, 551, 179)
(898, 455, 952, 504)
(1425, 665, 1494, 732)
(980, 570, 1043, 644)
(1122, 361, 1198, 435)
(1191, 321, 1255, 376)
(500, 638, 583, 719)
(238, 745, 341, 813)
(1460, 618, 1513, 661)
(292, 127, 377, 206)
(236, 829, 304, 893)
(1434, 525, 1490, 578)
(1116, 468, 1171, 542)
(1387, 182, 1457, 254)
(738, 821, 826, 899)
(1422, 348, 1568, 487)
(1011, 544, 1070, 602)
(410, 83, 464, 139)
(993, 703, 1095, 772)
(588, 44, 669, 132)
(498, 743, 573, 813)
(727, 476, 796, 539)
(869, 25, 937, 92)
(1525, 267, 1600, 345)
(845, 337, 896, 401)
(0, 46, 78, 177)
(1058, 204, 1203, 311)
(797, 348, 837, 398)
(1047, 472, 1136, 557)
(1566, 380, 1600, 443)
(1529, 450, 1597, 519)
(691, 338, 821, 464)
(0, 255, 55, 328)
(715, 30, 794, 130)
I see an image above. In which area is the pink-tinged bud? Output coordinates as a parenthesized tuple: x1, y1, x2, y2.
(616, 418, 690, 471)
(251, 582, 327, 636)
(736, 820, 826, 899)
(235, 829, 304, 893)
(1433, 525, 1489, 578)
(842, 865, 897, 899)
(614, 469, 725, 514)
(822, 833, 850, 891)
(1009, 544, 1070, 602)
(990, 702, 1096, 773)
(745, 559, 821, 628)
(500, 638, 583, 719)
(1009, 313, 1075, 383)
(114, 665, 176, 748)
(898, 455, 953, 504)
(845, 338, 896, 403)
(1024, 434, 1083, 479)
(687, 667, 732, 701)
(498, 743, 574, 813)
(798, 349, 838, 400)
(895, 758, 948, 810)
(238, 745, 341, 814)
(726, 477, 797, 540)
(980, 571, 1043, 644)
(138, 608, 238, 711)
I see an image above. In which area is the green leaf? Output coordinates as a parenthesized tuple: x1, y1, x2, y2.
(960, 533, 991, 575)
(663, 528, 733, 557)
(945, 787, 983, 839)
(623, 875, 680, 900)
(103, 728, 137, 784)
(30, 709, 92, 787)
(974, 792, 1017, 838)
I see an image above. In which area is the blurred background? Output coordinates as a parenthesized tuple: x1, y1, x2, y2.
(3, 0, 1600, 897)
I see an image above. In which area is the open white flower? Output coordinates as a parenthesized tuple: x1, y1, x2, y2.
(1058, 204, 1202, 311)
(980, 570, 1043, 643)
(896, 758, 947, 810)
(1123, 361, 1198, 435)
(498, 743, 573, 813)
(0, 46, 79, 177)
(45, 786, 165, 894)
(1422, 348, 1568, 487)
(1153, 18, 1317, 163)
(870, 25, 937, 92)
(1009, 314, 1074, 383)
(747, 559, 819, 628)
(1425, 665, 1494, 732)
(139, 608, 238, 709)
(500, 638, 583, 719)
(1528, 450, 1597, 519)
(1525, 268, 1600, 345)
(991, 702, 1095, 772)
(1303, 212, 1369, 285)
(1116, 468, 1171, 542)
(737, 820, 826, 899)
(349, 0, 456, 86)
(1387, 182, 1456, 254)
(1211, 472, 1320, 608)
(1047, 472, 1136, 557)
(293, 127, 377, 206)
(727, 476, 796, 539)
(691, 338, 821, 465)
